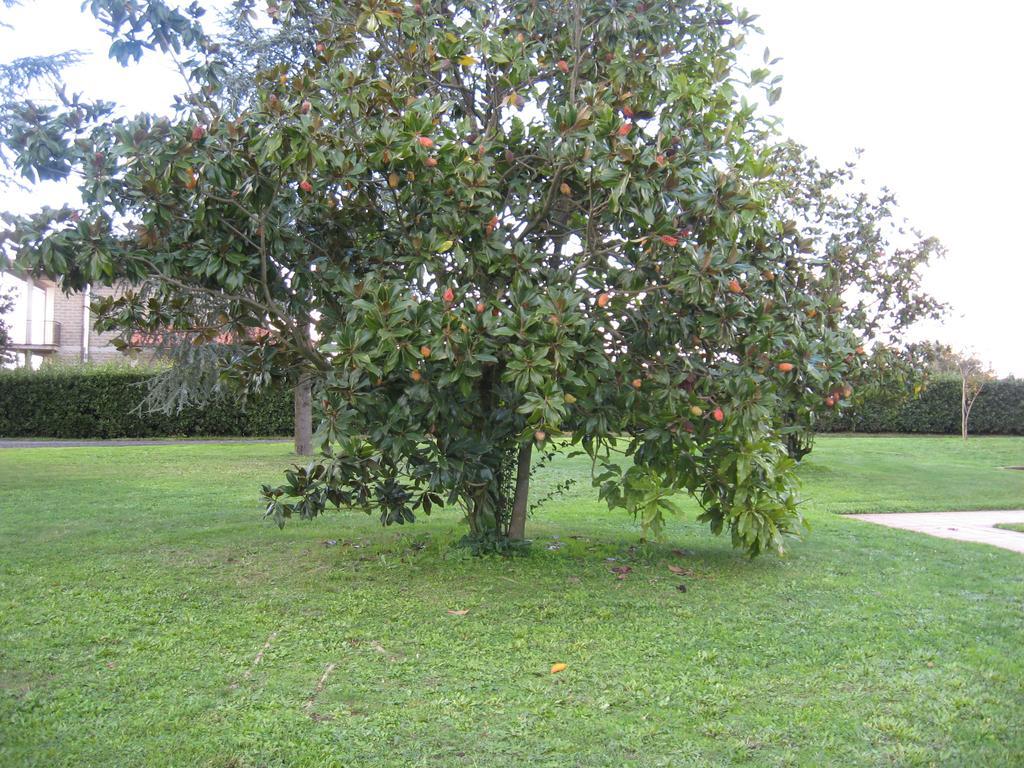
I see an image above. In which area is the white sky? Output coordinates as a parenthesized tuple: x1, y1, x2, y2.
(2, 0, 1022, 375)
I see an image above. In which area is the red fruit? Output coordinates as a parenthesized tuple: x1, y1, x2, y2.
(420, 345, 431, 358)
(486, 215, 499, 235)
(534, 430, 546, 442)
(417, 135, 434, 149)
(476, 302, 486, 314)
(655, 153, 666, 166)
(315, 42, 326, 54)
(622, 105, 634, 118)
(712, 408, 724, 423)
(824, 396, 835, 407)
(659, 235, 679, 247)
(299, 179, 313, 193)
(856, 345, 865, 355)
(728, 278, 743, 294)
(300, 99, 311, 114)
(410, 370, 422, 382)
(631, 378, 643, 389)
(425, 157, 438, 167)
(777, 362, 795, 373)
(616, 123, 632, 137)
(556, 59, 570, 73)
(491, 308, 500, 317)
(443, 287, 455, 303)
(597, 292, 610, 308)
(191, 125, 206, 141)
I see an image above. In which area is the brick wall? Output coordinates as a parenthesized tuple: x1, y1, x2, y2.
(50, 286, 85, 361)
(46, 282, 128, 363)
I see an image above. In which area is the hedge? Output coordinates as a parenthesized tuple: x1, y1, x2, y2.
(0, 364, 293, 438)
(822, 376, 1024, 435)
(5, 365, 1019, 440)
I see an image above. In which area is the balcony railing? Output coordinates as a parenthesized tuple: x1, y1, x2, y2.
(11, 320, 62, 349)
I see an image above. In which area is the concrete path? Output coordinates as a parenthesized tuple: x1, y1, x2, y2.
(0, 438, 290, 449)
(849, 511, 1024, 553)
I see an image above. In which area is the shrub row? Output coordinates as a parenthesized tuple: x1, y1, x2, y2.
(0, 364, 293, 438)
(5, 365, 1019, 440)
(821, 376, 1024, 435)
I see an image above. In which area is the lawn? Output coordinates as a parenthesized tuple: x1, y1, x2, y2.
(1, 436, 1022, 767)
(995, 523, 1024, 534)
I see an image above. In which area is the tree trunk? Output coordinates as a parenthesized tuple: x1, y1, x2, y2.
(961, 375, 968, 441)
(507, 443, 532, 540)
(294, 372, 313, 455)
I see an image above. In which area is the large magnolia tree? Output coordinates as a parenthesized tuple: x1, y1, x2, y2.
(3, 0, 882, 555)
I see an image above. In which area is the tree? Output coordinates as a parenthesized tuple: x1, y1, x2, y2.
(957, 355, 992, 441)
(3, 0, 878, 556)
(1, 0, 320, 452)
(763, 143, 945, 458)
(0, 283, 14, 364)
(914, 344, 995, 441)
(0, 0, 82, 184)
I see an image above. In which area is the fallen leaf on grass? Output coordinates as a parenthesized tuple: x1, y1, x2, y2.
(671, 548, 693, 557)
(447, 609, 470, 616)
(550, 662, 568, 674)
(610, 565, 632, 580)
(667, 565, 694, 576)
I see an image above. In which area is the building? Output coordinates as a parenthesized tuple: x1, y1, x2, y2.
(2, 273, 123, 367)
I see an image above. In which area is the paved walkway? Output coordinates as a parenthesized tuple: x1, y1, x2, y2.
(849, 511, 1024, 553)
(0, 438, 290, 449)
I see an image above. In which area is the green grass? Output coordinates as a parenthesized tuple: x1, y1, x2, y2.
(994, 523, 1024, 534)
(1, 435, 1023, 767)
